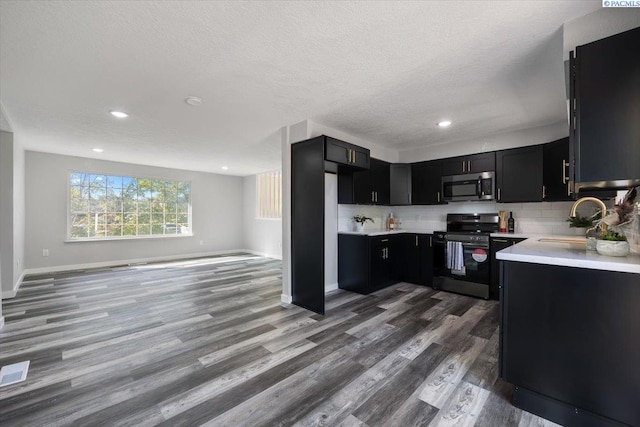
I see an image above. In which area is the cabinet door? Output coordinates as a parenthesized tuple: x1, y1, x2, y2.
(468, 152, 496, 173)
(441, 156, 467, 176)
(543, 138, 572, 201)
(390, 164, 411, 205)
(353, 169, 372, 204)
(371, 158, 390, 205)
(411, 160, 442, 205)
(419, 234, 434, 287)
(402, 234, 421, 284)
(325, 137, 371, 169)
(496, 145, 543, 203)
(574, 27, 640, 187)
(370, 238, 392, 291)
(490, 237, 513, 300)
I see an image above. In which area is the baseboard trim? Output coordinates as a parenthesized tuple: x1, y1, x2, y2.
(21, 249, 265, 277)
(325, 282, 339, 293)
(2, 271, 25, 299)
(242, 250, 282, 260)
(281, 294, 292, 304)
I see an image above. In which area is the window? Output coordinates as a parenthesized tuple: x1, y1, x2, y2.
(256, 170, 281, 219)
(69, 172, 191, 240)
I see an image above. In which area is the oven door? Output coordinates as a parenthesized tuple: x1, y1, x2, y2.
(456, 242, 491, 285)
(442, 171, 494, 202)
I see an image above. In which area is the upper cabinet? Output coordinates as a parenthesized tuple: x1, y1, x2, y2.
(390, 164, 412, 205)
(570, 27, 640, 191)
(543, 138, 573, 202)
(411, 159, 443, 205)
(353, 158, 391, 205)
(496, 145, 543, 203)
(441, 152, 496, 176)
(324, 136, 370, 169)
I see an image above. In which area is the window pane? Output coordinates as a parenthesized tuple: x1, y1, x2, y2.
(69, 172, 190, 240)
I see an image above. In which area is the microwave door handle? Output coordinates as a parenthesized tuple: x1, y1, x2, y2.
(476, 177, 482, 198)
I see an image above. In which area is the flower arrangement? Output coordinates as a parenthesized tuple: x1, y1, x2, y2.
(600, 187, 637, 233)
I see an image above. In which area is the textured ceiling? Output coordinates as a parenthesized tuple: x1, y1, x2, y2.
(0, 1, 605, 175)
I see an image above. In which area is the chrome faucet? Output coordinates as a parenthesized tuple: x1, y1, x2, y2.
(569, 197, 608, 236)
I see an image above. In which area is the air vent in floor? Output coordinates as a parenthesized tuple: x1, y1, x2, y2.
(0, 360, 30, 388)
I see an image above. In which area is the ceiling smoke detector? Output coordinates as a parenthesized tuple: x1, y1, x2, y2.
(185, 96, 203, 106)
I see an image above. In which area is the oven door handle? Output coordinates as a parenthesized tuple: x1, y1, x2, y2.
(460, 242, 489, 249)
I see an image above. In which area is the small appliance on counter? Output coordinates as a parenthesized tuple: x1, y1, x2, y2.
(432, 213, 499, 299)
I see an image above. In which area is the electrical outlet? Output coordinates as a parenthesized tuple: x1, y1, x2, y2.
(42, 249, 49, 257)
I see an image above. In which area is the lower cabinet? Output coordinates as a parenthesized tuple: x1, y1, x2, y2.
(338, 233, 433, 294)
(400, 233, 433, 286)
(490, 236, 525, 300)
(338, 234, 400, 294)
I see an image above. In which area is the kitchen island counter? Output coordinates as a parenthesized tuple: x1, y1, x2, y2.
(496, 235, 640, 274)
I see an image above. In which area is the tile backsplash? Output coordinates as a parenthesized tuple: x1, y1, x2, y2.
(339, 201, 584, 235)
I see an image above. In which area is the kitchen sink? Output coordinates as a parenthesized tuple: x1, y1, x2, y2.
(538, 237, 586, 245)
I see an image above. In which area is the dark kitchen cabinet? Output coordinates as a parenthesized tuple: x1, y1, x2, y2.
(570, 27, 640, 192)
(338, 234, 400, 294)
(401, 233, 434, 286)
(390, 163, 411, 205)
(411, 159, 443, 205)
(353, 158, 390, 205)
(490, 236, 525, 300)
(543, 138, 572, 201)
(441, 152, 495, 176)
(496, 145, 543, 203)
(325, 136, 370, 169)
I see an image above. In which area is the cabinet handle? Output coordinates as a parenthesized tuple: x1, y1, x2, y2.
(429, 236, 432, 247)
(468, 160, 471, 172)
(408, 192, 411, 204)
(371, 191, 374, 202)
(462, 161, 466, 173)
(353, 150, 356, 164)
(568, 180, 573, 196)
(542, 185, 546, 200)
(437, 191, 440, 203)
(497, 187, 501, 201)
(376, 192, 378, 202)
(381, 239, 389, 242)
(416, 235, 419, 246)
(562, 160, 569, 185)
(348, 149, 352, 163)
(493, 239, 508, 243)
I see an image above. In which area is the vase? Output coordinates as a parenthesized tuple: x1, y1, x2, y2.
(570, 227, 586, 236)
(354, 223, 364, 233)
(596, 240, 630, 257)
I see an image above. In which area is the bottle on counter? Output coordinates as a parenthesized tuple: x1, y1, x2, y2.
(387, 213, 396, 231)
(508, 211, 515, 234)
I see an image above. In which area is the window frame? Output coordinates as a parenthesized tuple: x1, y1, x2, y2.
(66, 170, 193, 242)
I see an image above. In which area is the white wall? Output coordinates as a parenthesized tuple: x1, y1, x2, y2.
(13, 134, 25, 289)
(243, 175, 282, 259)
(0, 131, 15, 297)
(25, 151, 245, 271)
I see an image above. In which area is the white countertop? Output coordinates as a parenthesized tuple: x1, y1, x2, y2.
(496, 236, 640, 274)
(338, 229, 437, 236)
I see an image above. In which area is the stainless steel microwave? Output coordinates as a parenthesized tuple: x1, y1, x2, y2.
(442, 171, 495, 202)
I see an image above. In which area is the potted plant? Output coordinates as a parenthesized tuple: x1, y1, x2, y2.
(352, 215, 373, 233)
(566, 212, 600, 235)
(596, 231, 629, 257)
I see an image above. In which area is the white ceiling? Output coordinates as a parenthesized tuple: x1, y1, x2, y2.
(0, 1, 606, 176)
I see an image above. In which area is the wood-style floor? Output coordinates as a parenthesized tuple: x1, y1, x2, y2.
(0, 254, 557, 427)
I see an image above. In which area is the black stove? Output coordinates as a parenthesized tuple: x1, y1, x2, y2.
(432, 213, 499, 299)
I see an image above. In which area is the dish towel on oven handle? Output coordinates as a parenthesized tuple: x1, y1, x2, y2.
(446, 241, 465, 275)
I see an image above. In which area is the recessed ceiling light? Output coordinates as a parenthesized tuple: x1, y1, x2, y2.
(186, 96, 203, 106)
(221, 166, 229, 170)
(110, 111, 129, 118)
(437, 120, 452, 128)
(92, 148, 104, 153)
